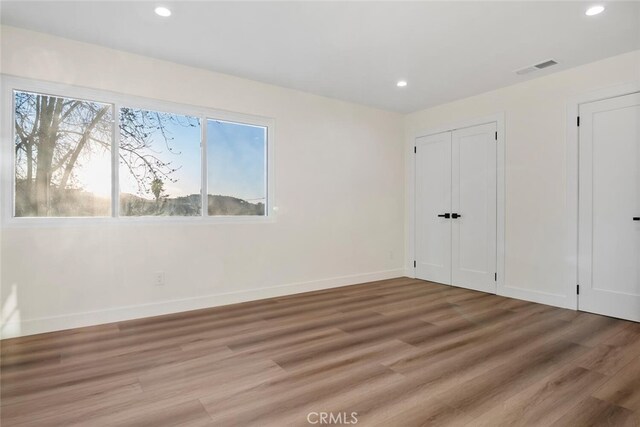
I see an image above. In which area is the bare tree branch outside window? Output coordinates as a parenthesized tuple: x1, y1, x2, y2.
(14, 90, 268, 218)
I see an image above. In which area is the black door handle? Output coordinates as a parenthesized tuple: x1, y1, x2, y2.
(634, 217, 640, 221)
(437, 213, 451, 218)
(451, 213, 462, 219)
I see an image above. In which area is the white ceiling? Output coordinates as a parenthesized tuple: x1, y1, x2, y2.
(2, 1, 639, 113)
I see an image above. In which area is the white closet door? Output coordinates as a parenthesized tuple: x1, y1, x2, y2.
(578, 93, 640, 322)
(451, 123, 497, 293)
(415, 132, 452, 285)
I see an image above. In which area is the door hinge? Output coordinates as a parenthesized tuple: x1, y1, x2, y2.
(413, 260, 416, 268)
(414, 146, 416, 154)
(495, 131, 498, 141)
(576, 284, 580, 295)
(494, 273, 497, 281)
(577, 116, 580, 127)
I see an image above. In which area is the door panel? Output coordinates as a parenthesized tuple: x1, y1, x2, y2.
(451, 123, 497, 293)
(415, 132, 452, 285)
(578, 92, 640, 322)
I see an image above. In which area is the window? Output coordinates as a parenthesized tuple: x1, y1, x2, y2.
(119, 108, 201, 216)
(14, 90, 113, 217)
(207, 120, 266, 216)
(7, 79, 272, 221)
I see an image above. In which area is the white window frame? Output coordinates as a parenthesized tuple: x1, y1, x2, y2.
(1, 75, 275, 226)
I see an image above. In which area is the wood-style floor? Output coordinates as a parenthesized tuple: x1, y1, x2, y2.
(2, 277, 640, 426)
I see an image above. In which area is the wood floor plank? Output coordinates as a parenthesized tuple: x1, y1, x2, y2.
(2, 277, 639, 426)
(101, 399, 213, 427)
(427, 339, 590, 418)
(592, 355, 640, 412)
(200, 358, 399, 425)
(550, 396, 637, 427)
(0, 378, 144, 424)
(468, 365, 608, 426)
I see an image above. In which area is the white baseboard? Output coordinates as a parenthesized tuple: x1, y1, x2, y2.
(497, 285, 572, 309)
(403, 268, 415, 278)
(405, 273, 572, 311)
(1, 268, 404, 339)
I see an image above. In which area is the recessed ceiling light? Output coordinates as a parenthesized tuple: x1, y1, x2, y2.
(585, 5, 605, 16)
(154, 6, 172, 17)
(397, 81, 408, 88)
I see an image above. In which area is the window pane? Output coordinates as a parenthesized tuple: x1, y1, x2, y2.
(119, 108, 201, 216)
(14, 90, 113, 217)
(207, 120, 266, 216)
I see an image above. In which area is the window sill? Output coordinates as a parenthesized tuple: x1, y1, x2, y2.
(1, 214, 277, 228)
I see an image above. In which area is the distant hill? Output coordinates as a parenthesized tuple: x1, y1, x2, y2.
(206, 195, 265, 216)
(121, 193, 265, 216)
(15, 180, 264, 217)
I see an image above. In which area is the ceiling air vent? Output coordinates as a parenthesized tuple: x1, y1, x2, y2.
(535, 59, 558, 69)
(515, 59, 558, 75)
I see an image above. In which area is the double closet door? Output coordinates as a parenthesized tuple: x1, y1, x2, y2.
(578, 92, 640, 322)
(415, 122, 497, 294)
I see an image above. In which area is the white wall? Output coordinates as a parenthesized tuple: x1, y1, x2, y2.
(0, 27, 405, 338)
(3, 26, 638, 339)
(404, 49, 640, 308)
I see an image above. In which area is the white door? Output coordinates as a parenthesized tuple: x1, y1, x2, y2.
(451, 123, 497, 293)
(415, 123, 497, 291)
(415, 132, 452, 285)
(578, 93, 640, 322)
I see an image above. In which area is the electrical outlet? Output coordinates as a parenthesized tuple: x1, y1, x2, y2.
(154, 271, 165, 287)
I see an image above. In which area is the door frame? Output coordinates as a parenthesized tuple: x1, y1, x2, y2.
(407, 113, 505, 295)
(566, 82, 640, 311)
